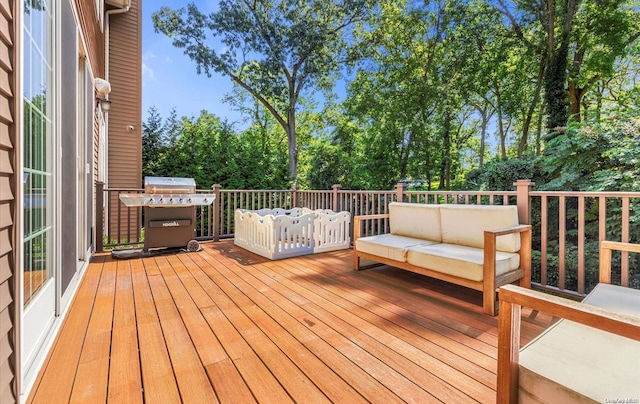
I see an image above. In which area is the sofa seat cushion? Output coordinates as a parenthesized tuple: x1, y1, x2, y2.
(356, 234, 439, 262)
(405, 243, 520, 282)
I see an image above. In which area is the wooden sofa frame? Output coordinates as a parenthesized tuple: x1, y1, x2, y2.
(496, 240, 640, 403)
(353, 213, 532, 315)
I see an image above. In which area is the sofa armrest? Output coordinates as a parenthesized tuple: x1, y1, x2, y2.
(485, 224, 531, 237)
(496, 284, 640, 403)
(353, 214, 390, 241)
(482, 224, 532, 315)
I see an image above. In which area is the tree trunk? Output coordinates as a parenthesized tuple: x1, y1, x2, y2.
(478, 105, 488, 167)
(399, 129, 415, 180)
(544, 43, 570, 131)
(568, 80, 586, 122)
(496, 89, 507, 159)
(544, 0, 578, 132)
(439, 111, 452, 190)
(287, 110, 297, 182)
(519, 55, 545, 157)
(535, 101, 545, 156)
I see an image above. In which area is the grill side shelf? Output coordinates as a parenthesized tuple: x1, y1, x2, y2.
(119, 193, 216, 207)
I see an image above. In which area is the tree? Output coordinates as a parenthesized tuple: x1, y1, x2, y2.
(493, 0, 639, 131)
(142, 106, 165, 178)
(153, 0, 377, 182)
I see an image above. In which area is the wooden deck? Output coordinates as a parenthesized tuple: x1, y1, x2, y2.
(27, 240, 553, 403)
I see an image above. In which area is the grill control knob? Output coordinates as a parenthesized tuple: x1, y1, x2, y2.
(159, 197, 164, 203)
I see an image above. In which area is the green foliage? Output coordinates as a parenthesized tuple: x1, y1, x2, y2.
(541, 115, 640, 191)
(142, 107, 290, 190)
(463, 156, 543, 191)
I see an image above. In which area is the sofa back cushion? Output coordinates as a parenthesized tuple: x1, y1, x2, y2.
(389, 202, 442, 242)
(439, 204, 520, 252)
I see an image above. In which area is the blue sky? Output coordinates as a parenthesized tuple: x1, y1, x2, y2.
(142, 1, 352, 130)
(142, 1, 243, 125)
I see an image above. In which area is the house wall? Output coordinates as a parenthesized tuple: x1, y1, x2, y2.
(108, 0, 141, 187)
(76, 0, 105, 81)
(107, 0, 141, 234)
(0, 0, 17, 402)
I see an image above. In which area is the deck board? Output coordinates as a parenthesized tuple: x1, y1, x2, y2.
(27, 240, 553, 403)
(130, 257, 182, 404)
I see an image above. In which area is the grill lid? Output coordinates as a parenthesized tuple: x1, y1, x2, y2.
(145, 176, 196, 194)
(119, 176, 214, 207)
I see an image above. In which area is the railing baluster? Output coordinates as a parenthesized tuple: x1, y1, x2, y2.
(541, 196, 548, 286)
(622, 197, 630, 286)
(578, 196, 585, 294)
(227, 191, 232, 235)
(559, 196, 566, 291)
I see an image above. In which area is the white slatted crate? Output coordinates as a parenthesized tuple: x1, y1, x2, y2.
(234, 208, 351, 259)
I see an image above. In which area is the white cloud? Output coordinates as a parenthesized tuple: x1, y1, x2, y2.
(143, 51, 157, 60)
(142, 63, 155, 80)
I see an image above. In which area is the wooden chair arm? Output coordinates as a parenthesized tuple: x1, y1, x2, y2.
(599, 240, 640, 284)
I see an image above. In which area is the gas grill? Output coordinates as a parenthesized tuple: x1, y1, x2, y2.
(119, 176, 215, 252)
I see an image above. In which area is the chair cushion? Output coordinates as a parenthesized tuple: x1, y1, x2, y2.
(439, 204, 520, 252)
(405, 243, 520, 282)
(389, 202, 442, 242)
(356, 234, 438, 262)
(518, 283, 640, 403)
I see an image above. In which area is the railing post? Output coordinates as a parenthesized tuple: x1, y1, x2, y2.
(96, 181, 104, 253)
(292, 183, 300, 208)
(212, 184, 221, 241)
(332, 184, 341, 211)
(514, 179, 534, 225)
(396, 182, 406, 203)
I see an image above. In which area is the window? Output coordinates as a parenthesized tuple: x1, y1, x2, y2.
(23, 0, 54, 304)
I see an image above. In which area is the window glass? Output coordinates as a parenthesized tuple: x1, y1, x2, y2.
(23, 0, 54, 305)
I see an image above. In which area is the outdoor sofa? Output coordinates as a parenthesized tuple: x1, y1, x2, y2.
(353, 202, 532, 315)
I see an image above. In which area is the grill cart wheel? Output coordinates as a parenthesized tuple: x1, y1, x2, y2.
(186, 239, 201, 252)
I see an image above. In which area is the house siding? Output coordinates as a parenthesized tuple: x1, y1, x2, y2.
(76, 0, 104, 80)
(108, 0, 141, 234)
(0, 0, 16, 402)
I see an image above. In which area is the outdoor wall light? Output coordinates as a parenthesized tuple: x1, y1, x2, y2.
(98, 98, 112, 112)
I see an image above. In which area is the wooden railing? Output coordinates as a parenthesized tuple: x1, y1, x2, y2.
(96, 180, 640, 296)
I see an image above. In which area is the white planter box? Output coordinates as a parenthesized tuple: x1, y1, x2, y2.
(234, 208, 351, 259)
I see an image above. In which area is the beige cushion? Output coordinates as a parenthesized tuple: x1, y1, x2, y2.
(389, 202, 442, 242)
(519, 284, 640, 403)
(405, 243, 520, 282)
(439, 204, 520, 252)
(356, 234, 438, 262)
